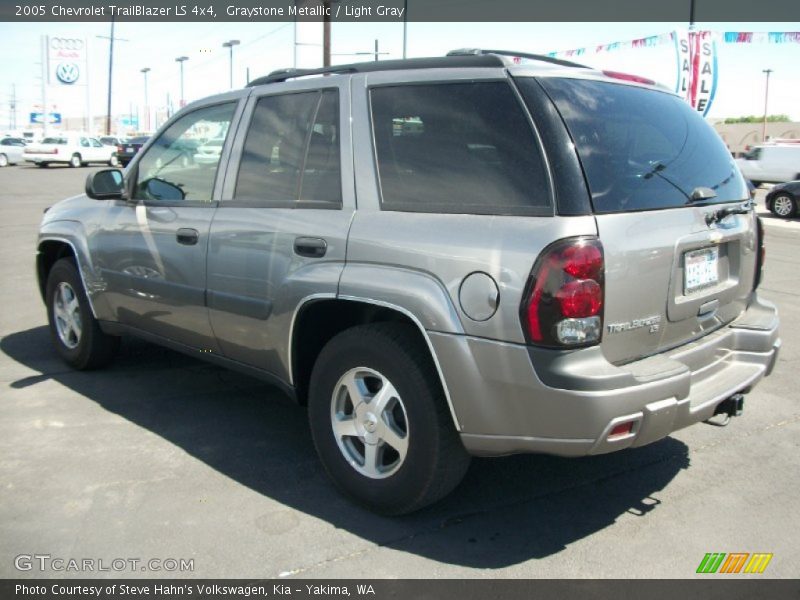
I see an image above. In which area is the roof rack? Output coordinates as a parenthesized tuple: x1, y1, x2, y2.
(246, 49, 588, 88)
(446, 48, 590, 69)
(247, 54, 506, 87)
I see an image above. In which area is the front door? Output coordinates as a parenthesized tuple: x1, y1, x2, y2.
(92, 100, 241, 351)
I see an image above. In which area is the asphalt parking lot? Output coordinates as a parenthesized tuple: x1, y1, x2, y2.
(0, 164, 798, 579)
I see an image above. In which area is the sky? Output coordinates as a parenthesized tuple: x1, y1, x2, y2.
(0, 20, 799, 133)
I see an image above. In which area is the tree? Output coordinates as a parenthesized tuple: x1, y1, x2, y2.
(723, 115, 791, 124)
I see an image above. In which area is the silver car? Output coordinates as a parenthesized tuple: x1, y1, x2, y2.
(36, 50, 780, 514)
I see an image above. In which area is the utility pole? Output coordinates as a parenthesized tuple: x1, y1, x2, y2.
(9, 84, 16, 131)
(762, 69, 773, 143)
(323, 0, 331, 66)
(140, 68, 150, 131)
(222, 40, 240, 89)
(41, 35, 48, 137)
(402, 0, 408, 58)
(374, 39, 380, 61)
(176, 56, 189, 108)
(97, 17, 129, 135)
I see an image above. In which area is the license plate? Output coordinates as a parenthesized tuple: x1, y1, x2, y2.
(684, 247, 719, 293)
(125, 147, 134, 153)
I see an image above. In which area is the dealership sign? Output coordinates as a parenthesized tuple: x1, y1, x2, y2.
(29, 112, 62, 125)
(47, 36, 88, 86)
(675, 30, 718, 117)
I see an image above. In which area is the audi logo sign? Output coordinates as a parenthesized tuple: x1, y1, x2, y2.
(50, 38, 84, 51)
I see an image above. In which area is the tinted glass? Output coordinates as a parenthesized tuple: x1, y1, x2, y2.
(235, 90, 341, 207)
(527, 78, 748, 213)
(370, 82, 551, 215)
(134, 102, 236, 203)
(131, 137, 149, 144)
(42, 137, 67, 144)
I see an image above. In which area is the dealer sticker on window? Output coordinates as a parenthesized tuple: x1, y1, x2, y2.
(685, 246, 719, 293)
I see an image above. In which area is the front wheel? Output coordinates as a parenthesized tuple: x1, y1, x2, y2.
(771, 193, 797, 218)
(46, 258, 119, 370)
(308, 323, 470, 515)
(69, 153, 82, 168)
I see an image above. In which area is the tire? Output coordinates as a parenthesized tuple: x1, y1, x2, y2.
(46, 258, 119, 370)
(0, 153, 7, 167)
(109, 154, 120, 167)
(770, 193, 797, 218)
(69, 153, 82, 168)
(308, 322, 470, 515)
(37, 162, 48, 168)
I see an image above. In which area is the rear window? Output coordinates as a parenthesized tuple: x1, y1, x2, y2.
(370, 82, 552, 215)
(523, 78, 747, 213)
(42, 137, 67, 145)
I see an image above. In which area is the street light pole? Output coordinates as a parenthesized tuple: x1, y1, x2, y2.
(175, 56, 189, 108)
(140, 67, 150, 131)
(222, 40, 240, 89)
(762, 68, 773, 143)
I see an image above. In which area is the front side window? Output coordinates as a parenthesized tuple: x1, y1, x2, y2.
(370, 82, 552, 215)
(133, 102, 236, 203)
(234, 89, 341, 207)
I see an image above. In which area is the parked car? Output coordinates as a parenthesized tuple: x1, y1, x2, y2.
(0, 137, 25, 166)
(765, 180, 800, 218)
(116, 136, 149, 166)
(99, 136, 126, 147)
(736, 143, 800, 186)
(24, 134, 119, 168)
(36, 50, 780, 515)
(193, 138, 225, 164)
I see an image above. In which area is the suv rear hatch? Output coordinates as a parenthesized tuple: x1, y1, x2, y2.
(518, 76, 757, 364)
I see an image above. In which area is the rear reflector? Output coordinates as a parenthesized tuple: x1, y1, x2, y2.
(608, 422, 634, 439)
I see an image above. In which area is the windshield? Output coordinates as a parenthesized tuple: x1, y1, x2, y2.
(519, 77, 748, 213)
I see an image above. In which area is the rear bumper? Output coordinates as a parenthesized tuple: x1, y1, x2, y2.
(430, 295, 780, 457)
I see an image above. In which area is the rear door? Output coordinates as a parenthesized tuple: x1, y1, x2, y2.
(519, 76, 757, 364)
(207, 79, 354, 381)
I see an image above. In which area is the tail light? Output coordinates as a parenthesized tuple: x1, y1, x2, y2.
(117, 145, 124, 153)
(521, 237, 604, 347)
(754, 216, 765, 290)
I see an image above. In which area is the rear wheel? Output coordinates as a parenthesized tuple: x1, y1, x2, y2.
(771, 193, 797, 218)
(46, 258, 119, 370)
(308, 323, 470, 515)
(0, 153, 8, 167)
(37, 162, 48, 168)
(69, 153, 82, 168)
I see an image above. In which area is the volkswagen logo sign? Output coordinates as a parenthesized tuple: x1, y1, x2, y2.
(50, 38, 84, 51)
(56, 62, 80, 84)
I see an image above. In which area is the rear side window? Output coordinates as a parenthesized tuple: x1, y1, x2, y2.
(234, 89, 341, 207)
(370, 82, 551, 215)
(525, 78, 748, 213)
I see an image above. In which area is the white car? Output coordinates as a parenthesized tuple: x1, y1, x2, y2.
(0, 137, 25, 167)
(193, 138, 225, 165)
(24, 134, 120, 168)
(735, 143, 800, 185)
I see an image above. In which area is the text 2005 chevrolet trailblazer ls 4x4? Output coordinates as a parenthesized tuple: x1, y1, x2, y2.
(36, 50, 780, 514)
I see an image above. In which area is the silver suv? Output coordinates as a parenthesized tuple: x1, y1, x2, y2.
(36, 50, 780, 514)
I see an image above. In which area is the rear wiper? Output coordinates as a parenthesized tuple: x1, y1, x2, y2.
(705, 203, 753, 226)
(688, 187, 717, 203)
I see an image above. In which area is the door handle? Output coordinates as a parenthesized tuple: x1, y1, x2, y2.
(294, 237, 327, 258)
(176, 228, 199, 246)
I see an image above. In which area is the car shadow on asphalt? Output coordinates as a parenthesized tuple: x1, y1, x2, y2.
(2, 326, 691, 569)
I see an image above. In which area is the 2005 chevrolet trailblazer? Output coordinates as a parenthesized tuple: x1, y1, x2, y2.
(37, 51, 780, 514)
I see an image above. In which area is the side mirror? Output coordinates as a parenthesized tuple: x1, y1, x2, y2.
(86, 169, 125, 200)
